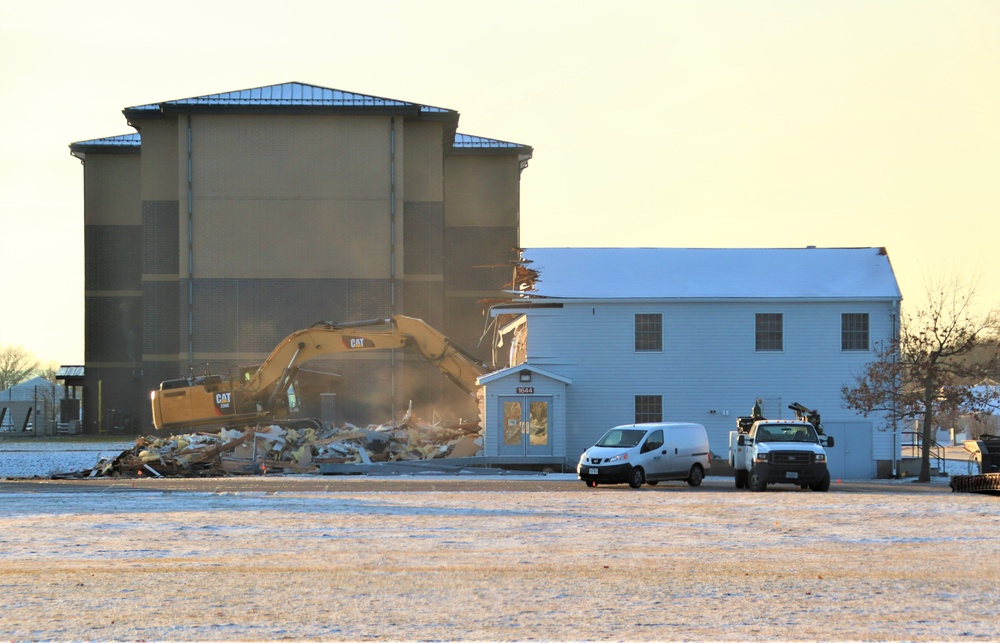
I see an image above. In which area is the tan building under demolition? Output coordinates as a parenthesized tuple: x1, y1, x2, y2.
(70, 82, 531, 434)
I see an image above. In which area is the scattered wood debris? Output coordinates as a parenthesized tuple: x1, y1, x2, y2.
(53, 410, 483, 479)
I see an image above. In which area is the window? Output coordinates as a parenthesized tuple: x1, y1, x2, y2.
(635, 313, 662, 352)
(755, 313, 783, 351)
(642, 429, 664, 453)
(842, 313, 870, 351)
(635, 395, 662, 423)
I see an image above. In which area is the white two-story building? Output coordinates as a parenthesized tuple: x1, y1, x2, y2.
(478, 247, 903, 479)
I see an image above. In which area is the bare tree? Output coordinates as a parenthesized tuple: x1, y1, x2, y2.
(38, 362, 59, 383)
(33, 362, 62, 429)
(0, 344, 38, 391)
(842, 279, 1000, 482)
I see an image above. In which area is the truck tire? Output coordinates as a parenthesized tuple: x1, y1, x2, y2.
(687, 464, 704, 487)
(585, 480, 597, 488)
(628, 467, 644, 489)
(735, 469, 748, 489)
(749, 468, 768, 492)
(809, 471, 831, 492)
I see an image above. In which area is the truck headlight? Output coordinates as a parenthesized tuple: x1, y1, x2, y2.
(815, 453, 826, 462)
(755, 452, 769, 463)
(606, 453, 629, 463)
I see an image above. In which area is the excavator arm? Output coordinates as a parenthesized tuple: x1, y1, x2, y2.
(151, 315, 488, 431)
(388, 315, 487, 397)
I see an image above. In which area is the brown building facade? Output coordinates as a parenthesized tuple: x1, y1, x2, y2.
(70, 83, 531, 433)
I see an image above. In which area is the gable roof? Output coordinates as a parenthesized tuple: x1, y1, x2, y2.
(122, 81, 458, 120)
(517, 247, 901, 301)
(0, 377, 60, 401)
(477, 364, 573, 386)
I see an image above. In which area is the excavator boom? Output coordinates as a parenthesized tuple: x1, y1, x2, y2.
(151, 315, 488, 431)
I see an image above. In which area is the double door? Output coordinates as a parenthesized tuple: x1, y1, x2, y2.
(499, 396, 552, 456)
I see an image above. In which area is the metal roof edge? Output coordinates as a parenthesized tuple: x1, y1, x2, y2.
(451, 133, 533, 155)
(69, 133, 141, 159)
(123, 82, 461, 120)
(508, 295, 903, 305)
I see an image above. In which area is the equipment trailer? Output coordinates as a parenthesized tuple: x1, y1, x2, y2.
(950, 434, 1000, 495)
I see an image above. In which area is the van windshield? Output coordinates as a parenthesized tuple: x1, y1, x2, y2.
(595, 429, 646, 448)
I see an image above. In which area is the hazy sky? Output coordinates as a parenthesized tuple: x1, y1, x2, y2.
(2, 0, 999, 365)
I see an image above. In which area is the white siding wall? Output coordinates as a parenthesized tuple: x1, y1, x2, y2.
(522, 300, 898, 463)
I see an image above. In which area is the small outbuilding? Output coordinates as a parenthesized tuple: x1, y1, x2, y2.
(476, 364, 571, 465)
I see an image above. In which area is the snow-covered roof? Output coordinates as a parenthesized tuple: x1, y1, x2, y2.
(518, 247, 901, 301)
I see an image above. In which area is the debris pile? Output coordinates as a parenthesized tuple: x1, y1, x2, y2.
(56, 413, 483, 479)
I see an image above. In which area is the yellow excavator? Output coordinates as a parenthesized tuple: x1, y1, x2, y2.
(151, 315, 489, 431)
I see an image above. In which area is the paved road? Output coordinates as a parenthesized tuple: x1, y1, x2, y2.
(0, 473, 956, 495)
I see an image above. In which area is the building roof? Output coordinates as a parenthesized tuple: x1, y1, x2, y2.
(452, 133, 532, 161)
(56, 365, 85, 379)
(517, 247, 902, 301)
(123, 81, 458, 119)
(70, 130, 531, 158)
(71, 83, 531, 159)
(0, 376, 59, 402)
(477, 364, 573, 386)
(68, 133, 140, 159)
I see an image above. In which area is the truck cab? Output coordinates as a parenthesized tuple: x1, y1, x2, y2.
(729, 419, 834, 492)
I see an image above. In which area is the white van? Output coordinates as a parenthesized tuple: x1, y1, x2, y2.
(577, 422, 711, 488)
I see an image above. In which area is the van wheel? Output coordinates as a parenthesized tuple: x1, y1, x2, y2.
(628, 467, 644, 489)
(735, 469, 748, 489)
(646, 481, 659, 486)
(809, 471, 831, 492)
(585, 480, 598, 488)
(748, 468, 768, 492)
(687, 464, 704, 487)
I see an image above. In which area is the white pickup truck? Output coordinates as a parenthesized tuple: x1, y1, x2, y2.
(729, 418, 834, 492)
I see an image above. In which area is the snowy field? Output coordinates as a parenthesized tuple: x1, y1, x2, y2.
(1, 441, 999, 641)
(0, 439, 135, 478)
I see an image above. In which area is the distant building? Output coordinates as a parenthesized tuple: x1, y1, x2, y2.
(480, 247, 903, 479)
(0, 376, 72, 434)
(70, 82, 531, 433)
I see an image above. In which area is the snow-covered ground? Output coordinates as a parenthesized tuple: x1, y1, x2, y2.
(0, 439, 134, 478)
(0, 438, 978, 479)
(1, 440, 998, 641)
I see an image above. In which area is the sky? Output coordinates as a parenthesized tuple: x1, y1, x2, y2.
(2, 0, 999, 365)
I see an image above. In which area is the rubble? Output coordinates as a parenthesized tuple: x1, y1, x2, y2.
(53, 410, 483, 479)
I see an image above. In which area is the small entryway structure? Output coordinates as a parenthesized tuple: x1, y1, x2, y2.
(477, 364, 572, 468)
